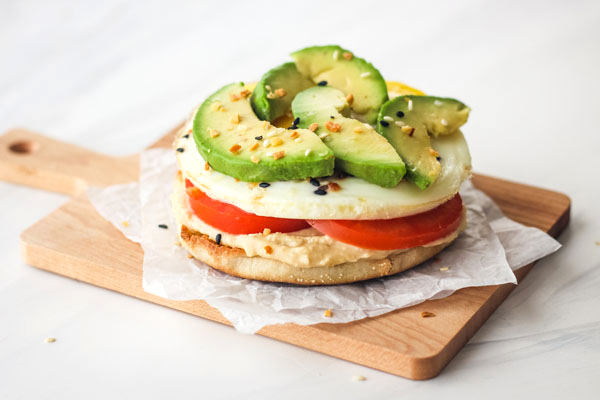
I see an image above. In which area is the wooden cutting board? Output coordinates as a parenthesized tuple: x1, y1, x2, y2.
(0, 127, 570, 380)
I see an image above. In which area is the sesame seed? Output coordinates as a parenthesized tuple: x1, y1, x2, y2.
(262, 121, 271, 130)
(272, 151, 285, 160)
(267, 130, 278, 137)
(251, 155, 260, 164)
(271, 137, 284, 146)
(183, 134, 190, 139)
(408, 100, 413, 111)
(436, 156, 442, 162)
(352, 375, 366, 382)
(383, 116, 394, 122)
(265, 84, 272, 91)
(45, 337, 56, 343)
(176, 147, 184, 152)
(353, 126, 363, 133)
(305, 149, 312, 156)
(254, 135, 263, 140)
(342, 52, 353, 60)
(249, 142, 259, 151)
(310, 178, 320, 186)
(439, 266, 450, 271)
(237, 124, 247, 132)
(215, 234, 222, 245)
(259, 182, 270, 188)
(317, 80, 327, 86)
(158, 224, 168, 229)
(333, 50, 339, 60)
(121, 221, 129, 227)
(421, 311, 436, 318)
(290, 131, 299, 139)
(360, 72, 371, 78)
(319, 132, 329, 139)
(346, 93, 354, 105)
(308, 123, 319, 132)
(294, 138, 302, 143)
(263, 139, 270, 147)
(394, 121, 405, 127)
(314, 189, 327, 195)
(330, 115, 335, 119)
(434, 100, 443, 106)
(229, 144, 241, 153)
(293, 117, 300, 125)
(440, 118, 448, 126)
(210, 129, 220, 138)
(380, 120, 390, 127)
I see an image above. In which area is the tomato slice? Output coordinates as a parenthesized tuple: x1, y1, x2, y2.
(307, 194, 463, 250)
(185, 179, 310, 234)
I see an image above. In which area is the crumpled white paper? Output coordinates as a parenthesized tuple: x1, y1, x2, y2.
(88, 148, 561, 333)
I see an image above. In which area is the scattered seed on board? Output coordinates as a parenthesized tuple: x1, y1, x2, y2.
(439, 266, 451, 271)
(158, 224, 168, 229)
(352, 375, 366, 382)
(45, 337, 56, 343)
(215, 233, 222, 245)
(421, 311, 436, 318)
(121, 221, 129, 228)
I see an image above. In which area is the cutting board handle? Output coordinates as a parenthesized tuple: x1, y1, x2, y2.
(0, 129, 139, 196)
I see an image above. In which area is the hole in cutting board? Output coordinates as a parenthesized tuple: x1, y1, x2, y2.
(8, 140, 38, 155)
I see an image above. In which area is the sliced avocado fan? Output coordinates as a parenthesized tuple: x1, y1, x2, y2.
(377, 95, 470, 189)
(292, 86, 405, 188)
(193, 83, 334, 182)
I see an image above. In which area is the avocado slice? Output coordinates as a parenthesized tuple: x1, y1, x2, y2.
(291, 45, 388, 125)
(292, 86, 405, 188)
(377, 95, 470, 189)
(193, 83, 334, 182)
(250, 62, 314, 122)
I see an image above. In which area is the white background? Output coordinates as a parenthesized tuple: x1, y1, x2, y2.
(1, 0, 599, 398)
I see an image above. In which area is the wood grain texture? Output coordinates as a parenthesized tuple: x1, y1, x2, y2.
(2, 128, 570, 380)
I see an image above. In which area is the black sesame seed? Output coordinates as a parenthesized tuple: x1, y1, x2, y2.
(259, 182, 270, 188)
(317, 80, 327, 86)
(330, 116, 335, 119)
(183, 134, 190, 138)
(380, 120, 390, 127)
(436, 156, 442, 162)
(314, 189, 327, 195)
(293, 117, 300, 125)
(255, 135, 263, 140)
(288, 125, 297, 130)
(310, 178, 320, 187)
(176, 147, 185, 152)
(396, 111, 405, 118)
(158, 224, 168, 229)
(215, 233, 222, 245)
(318, 184, 328, 191)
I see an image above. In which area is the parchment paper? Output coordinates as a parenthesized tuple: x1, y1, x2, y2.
(88, 148, 561, 333)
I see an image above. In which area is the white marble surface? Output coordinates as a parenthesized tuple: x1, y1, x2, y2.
(1, 0, 599, 398)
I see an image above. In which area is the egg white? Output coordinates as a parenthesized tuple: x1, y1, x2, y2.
(175, 112, 471, 220)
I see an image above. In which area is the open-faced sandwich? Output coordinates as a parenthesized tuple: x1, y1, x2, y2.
(172, 45, 471, 285)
